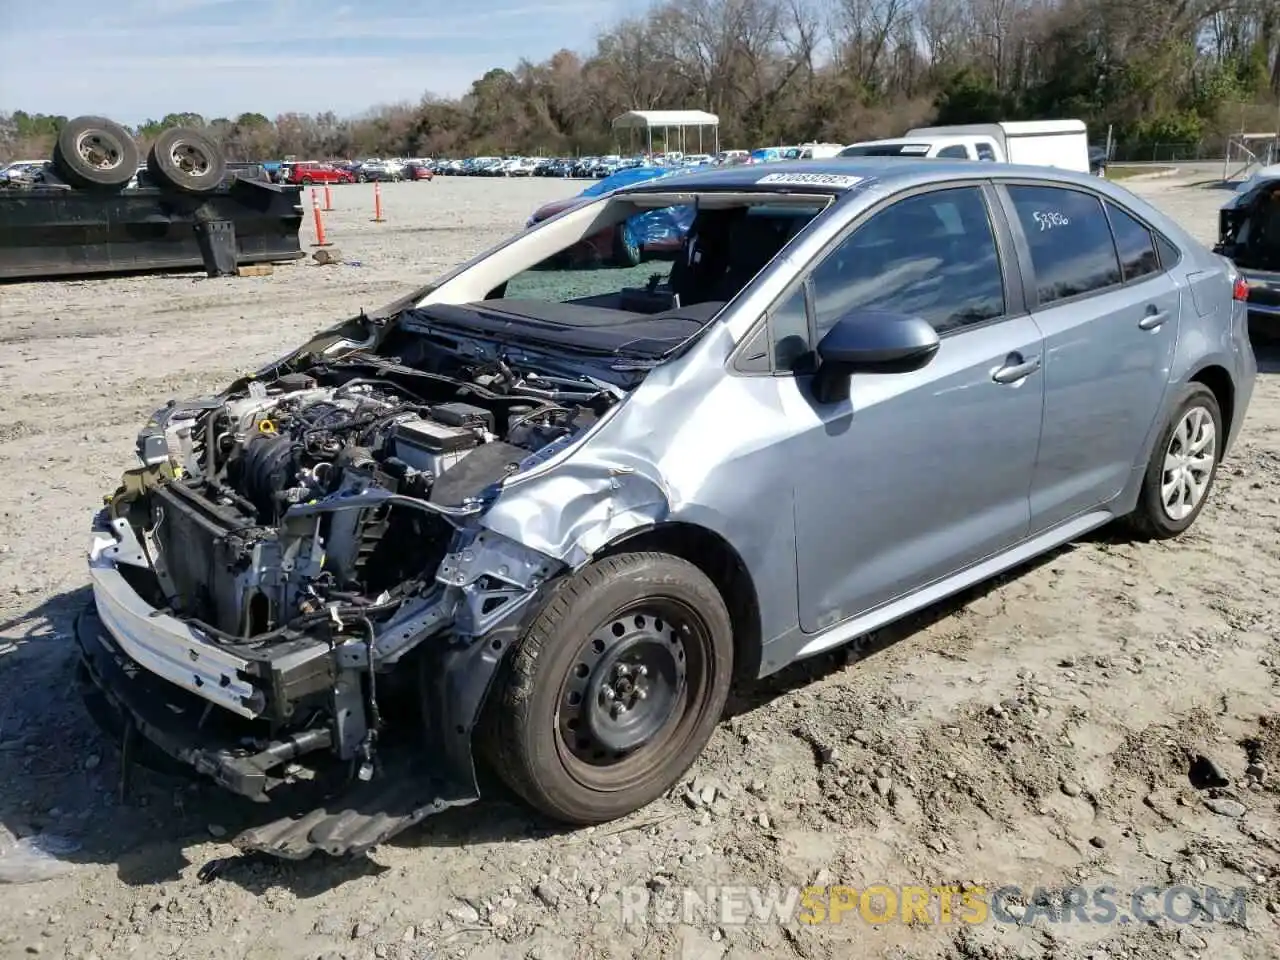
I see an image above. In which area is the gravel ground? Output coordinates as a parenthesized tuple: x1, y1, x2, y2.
(1, 173, 1278, 960)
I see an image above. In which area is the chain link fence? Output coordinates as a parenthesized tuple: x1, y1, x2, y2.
(1106, 142, 1231, 163)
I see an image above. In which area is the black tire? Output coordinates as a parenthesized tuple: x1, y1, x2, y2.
(299, 176, 313, 186)
(357, 172, 368, 183)
(1126, 382, 1222, 539)
(51, 116, 139, 188)
(484, 552, 733, 824)
(146, 127, 226, 193)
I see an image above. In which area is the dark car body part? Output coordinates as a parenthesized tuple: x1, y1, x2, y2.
(0, 169, 304, 281)
(1214, 175, 1280, 331)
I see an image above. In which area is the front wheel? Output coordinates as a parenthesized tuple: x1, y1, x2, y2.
(1125, 383, 1222, 539)
(483, 552, 733, 824)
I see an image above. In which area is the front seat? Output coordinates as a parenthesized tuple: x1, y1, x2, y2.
(669, 209, 744, 305)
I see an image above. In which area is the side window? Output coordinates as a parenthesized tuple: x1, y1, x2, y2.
(1006, 185, 1122, 305)
(975, 142, 998, 161)
(936, 145, 970, 159)
(808, 187, 1006, 338)
(1155, 234, 1182, 270)
(1105, 201, 1160, 282)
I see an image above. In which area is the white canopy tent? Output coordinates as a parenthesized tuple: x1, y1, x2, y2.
(612, 110, 720, 156)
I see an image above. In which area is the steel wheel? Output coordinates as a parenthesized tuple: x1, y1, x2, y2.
(76, 131, 125, 174)
(554, 599, 710, 791)
(1161, 405, 1216, 521)
(168, 139, 211, 178)
(146, 128, 225, 192)
(52, 116, 139, 188)
(484, 551, 733, 824)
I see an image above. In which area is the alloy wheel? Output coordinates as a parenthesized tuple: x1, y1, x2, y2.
(1161, 405, 1216, 521)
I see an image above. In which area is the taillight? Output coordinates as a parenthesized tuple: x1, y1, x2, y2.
(1233, 275, 1249, 301)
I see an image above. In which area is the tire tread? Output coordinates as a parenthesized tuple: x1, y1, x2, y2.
(484, 551, 730, 822)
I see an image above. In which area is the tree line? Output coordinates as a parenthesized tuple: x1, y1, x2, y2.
(3, 0, 1278, 164)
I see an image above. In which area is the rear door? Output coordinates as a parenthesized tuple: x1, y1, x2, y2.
(998, 183, 1182, 532)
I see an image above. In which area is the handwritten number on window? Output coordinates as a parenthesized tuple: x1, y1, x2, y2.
(1033, 210, 1070, 231)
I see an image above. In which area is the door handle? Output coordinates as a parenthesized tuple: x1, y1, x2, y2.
(1138, 309, 1169, 330)
(991, 355, 1041, 384)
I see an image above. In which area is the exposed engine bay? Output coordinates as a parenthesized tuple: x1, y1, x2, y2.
(77, 303, 678, 858)
(108, 349, 614, 642)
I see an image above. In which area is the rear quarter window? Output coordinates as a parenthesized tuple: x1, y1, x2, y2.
(1104, 201, 1160, 282)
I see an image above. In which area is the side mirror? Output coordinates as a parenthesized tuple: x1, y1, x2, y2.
(812, 311, 940, 403)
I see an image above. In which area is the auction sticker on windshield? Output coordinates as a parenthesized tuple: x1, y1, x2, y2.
(755, 172, 864, 188)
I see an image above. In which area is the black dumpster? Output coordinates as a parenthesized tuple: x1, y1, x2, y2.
(0, 169, 305, 281)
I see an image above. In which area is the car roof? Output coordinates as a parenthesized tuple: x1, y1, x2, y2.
(611, 158, 1109, 195)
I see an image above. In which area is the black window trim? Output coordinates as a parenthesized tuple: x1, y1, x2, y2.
(993, 179, 1182, 311)
(1102, 198, 1163, 286)
(728, 178, 1024, 377)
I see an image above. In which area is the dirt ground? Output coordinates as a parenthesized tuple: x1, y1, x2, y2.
(0, 171, 1277, 960)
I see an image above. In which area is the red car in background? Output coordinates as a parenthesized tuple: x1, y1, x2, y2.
(284, 162, 355, 186)
(404, 162, 434, 181)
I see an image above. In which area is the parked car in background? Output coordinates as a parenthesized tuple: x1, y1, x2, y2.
(284, 162, 355, 186)
(589, 155, 624, 177)
(782, 143, 846, 160)
(226, 162, 271, 183)
(0, 160, 49, 184)
(403, 161, 435, 181)
(713, 150, 750, 166)
(747, 147, 785, 164)
(76, 159, 1254, 862)
(1215, 164, 1280, 338)
(503, 157, 540, 176)
(354, 159, 404, 182)
(525, 165, 691, 266)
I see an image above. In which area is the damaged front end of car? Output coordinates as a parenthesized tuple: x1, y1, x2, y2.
(74, 309, 636, 859)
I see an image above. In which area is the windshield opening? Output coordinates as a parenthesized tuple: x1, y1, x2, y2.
(492, 200, 825, 315)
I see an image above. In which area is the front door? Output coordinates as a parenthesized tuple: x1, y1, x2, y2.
(785, 185, 1046, 632)
(997, 185, 1182, 531)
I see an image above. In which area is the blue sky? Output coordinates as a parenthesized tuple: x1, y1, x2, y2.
(0, 0, 641, 123)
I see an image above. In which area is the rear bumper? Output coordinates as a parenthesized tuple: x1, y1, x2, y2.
(1241, 268, 1280, 324)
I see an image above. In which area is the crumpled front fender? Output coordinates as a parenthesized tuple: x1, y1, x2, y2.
(477, 458, 673, 570)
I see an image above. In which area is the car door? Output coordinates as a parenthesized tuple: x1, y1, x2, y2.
(997, 184, 1182, 532)
(779, 184, 1046, 632)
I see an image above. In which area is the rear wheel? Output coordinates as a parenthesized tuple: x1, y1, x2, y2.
(52, 116, 139, 188)
(1125, 383, 1222, 538)
(484, 552, 733, 824)
(146, 127, 225, 192)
